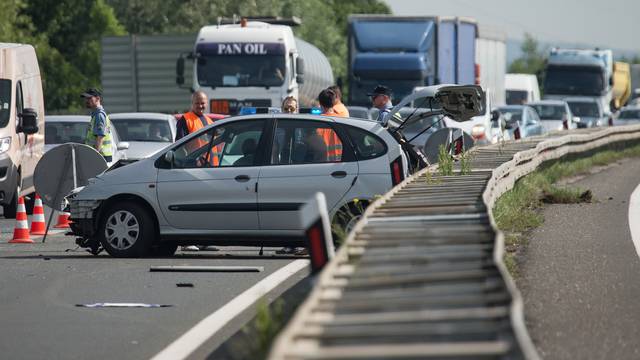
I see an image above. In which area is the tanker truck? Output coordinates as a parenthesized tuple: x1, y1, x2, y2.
(176, 19, 334, 115)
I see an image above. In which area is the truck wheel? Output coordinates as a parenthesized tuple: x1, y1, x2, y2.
(99, 202, 153, 258)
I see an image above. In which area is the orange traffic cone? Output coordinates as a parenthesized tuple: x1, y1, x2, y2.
(54, 210, 71, 229)
(9, 196, 33, 243)
(30, 194, 46, 235)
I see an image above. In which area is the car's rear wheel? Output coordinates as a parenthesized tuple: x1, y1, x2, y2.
(332, 201, 369, 245)
(99, 202, 153, 257)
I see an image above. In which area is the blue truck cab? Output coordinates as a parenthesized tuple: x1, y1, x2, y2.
(347, 16, 478, 106)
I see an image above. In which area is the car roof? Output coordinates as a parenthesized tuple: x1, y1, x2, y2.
(45, 115, 90, 122)
(528, 100, 567, 106)
(563, 97, 598, 103)
(197, 113, 382, 133)
(497, 105, 532, 110)
(110, 112, 175, 121)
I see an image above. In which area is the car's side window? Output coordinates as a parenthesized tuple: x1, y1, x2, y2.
(271, 119, 344, 165)
(171, 120, 265, 169)
(345, 126, 387, 160)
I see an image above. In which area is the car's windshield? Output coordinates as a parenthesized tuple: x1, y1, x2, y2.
(0, 79, 11, 128)
(111, 119, 172, 142)
(506, 90, 528, 105)
(544, 66, 605, 96)
(567, 101, 600, 118)
(498, 108, 523, 122)
(195, 42, 286, 88)
(45, 121, 87, 144)
(619, 110, 640, 119)
(531, 104, 566, 120)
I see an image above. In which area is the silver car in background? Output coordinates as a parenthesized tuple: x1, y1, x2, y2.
(565, 97, 604, 128)
(495, 105, 544, 138)
(44, 115, 129, 167)
(110, 112, 176, 160)
(613, 106, 640, 126)
(529, 100, 579, 132)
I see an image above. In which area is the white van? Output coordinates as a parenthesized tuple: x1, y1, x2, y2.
(0, 43, 45, 217)
(505, 73, 540, 105)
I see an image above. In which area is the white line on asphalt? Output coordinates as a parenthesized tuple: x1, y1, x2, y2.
(151, 259, 309, 360)
(628, 183, 640, 260)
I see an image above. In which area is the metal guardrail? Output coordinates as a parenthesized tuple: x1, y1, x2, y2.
(270, 124, 640, 360)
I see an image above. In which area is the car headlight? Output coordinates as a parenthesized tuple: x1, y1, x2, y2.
(471, 125, 486, 140)
(0, 137, 11, 154)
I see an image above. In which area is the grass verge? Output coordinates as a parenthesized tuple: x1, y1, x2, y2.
(494, 143, 640, 277)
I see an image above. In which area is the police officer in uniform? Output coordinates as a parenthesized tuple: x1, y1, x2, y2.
(82, 88, 113, 163)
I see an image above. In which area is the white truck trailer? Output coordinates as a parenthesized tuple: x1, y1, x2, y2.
(176, 20, 334, 115)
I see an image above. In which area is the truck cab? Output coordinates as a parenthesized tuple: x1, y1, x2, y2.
(177, 20, 333, 115)
(543, 48, 614, 116)
(0, 43, 44, 217)
(347, 16, 478, 107)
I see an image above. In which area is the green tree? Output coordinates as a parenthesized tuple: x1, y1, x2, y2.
(107, 0, 390, 86)
(14, 0, 125, 112)
(508, 33, 547, 88)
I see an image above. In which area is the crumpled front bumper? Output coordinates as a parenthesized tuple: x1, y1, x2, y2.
(69, 199, 102, 238)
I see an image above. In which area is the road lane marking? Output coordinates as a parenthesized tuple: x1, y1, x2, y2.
(629, 183, 640, 260)
(151, 259, 309, 360)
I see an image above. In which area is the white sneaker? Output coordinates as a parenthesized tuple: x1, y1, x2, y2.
(181, 245, 199, 252)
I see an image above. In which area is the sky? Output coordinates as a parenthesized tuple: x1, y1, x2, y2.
(382, 0, 638, 54)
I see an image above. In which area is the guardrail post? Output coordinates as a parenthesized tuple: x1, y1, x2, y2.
(300, 193, 334, 274)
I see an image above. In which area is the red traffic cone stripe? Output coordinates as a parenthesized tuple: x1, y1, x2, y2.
(9, 196, 33, 243)
(54, 210, 71, 229)
(30, 194, 46, 235)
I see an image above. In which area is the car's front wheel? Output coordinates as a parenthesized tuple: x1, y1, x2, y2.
(99, 202, 153, 257)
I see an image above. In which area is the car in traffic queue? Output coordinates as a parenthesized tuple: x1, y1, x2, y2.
(44, 115, 129, 167)
(494, 105, 544, 138)
(66, 85, 484, 257)
(109, 112, 176, 160)
(528, 100, 579, 132)
(346, 106, 372, 120)
(613, 106, 640, 126)
(564, 97, 605, 128)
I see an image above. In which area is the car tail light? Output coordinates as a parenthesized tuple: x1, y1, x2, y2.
(475, 64, 481, 85)
(471, 124, 486, 140)
(608, 116, 613, 126)
(562, 120, 568, 130)
(453, 137, 463, 155)
(514, 127, 521, 140)
(390, 156, 404, 186)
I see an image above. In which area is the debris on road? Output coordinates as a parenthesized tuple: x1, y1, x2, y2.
(75, 303, 173, 308)
(150, 265, 263, 273)
(176, 283, 194, 288)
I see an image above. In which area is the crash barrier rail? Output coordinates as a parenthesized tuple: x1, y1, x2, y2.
(270, 124, 640, 359)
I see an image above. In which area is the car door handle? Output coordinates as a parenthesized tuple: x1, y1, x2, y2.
(235, 175, 250, 182)
(331, 171, 347, 178)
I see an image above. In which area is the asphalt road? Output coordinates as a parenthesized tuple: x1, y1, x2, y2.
(519, 157, 640, 359)
(0, 207, 308, 360)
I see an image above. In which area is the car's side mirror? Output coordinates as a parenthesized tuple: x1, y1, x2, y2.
(164, 150, 175, 168)
(490, 110, 500, 122)
(117, 142, 129, 151)
(176, 57, 185, 86)
(18, 108, 39, 134)
(296, 57, 305, 76)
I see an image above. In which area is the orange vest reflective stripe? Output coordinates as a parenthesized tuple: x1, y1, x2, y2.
(316, 128, 342, 162)
(183, 112, 222, 166)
